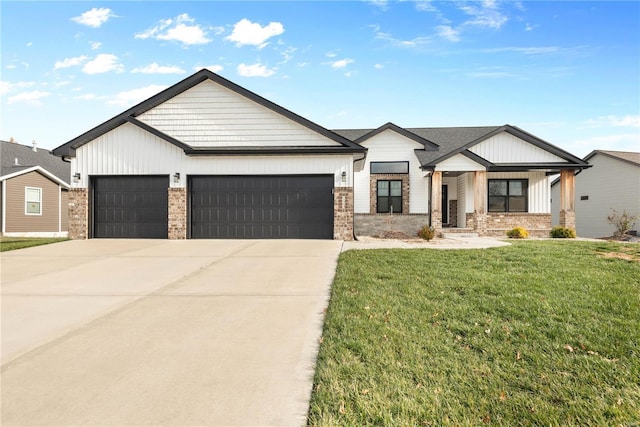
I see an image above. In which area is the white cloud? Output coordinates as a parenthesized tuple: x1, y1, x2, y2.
(6, 64, 16, 70)
(237, 63, 276, 77)
(8, 90, 51, 105)
(74, 93, 103, 100)
(375, 63, 384, 69)
(0, 80, 35, 95)
(108, 84, 168, 107)
(584, 115, 640, 128)
(90, 41, 102, 50)
(436, 25, 460, 42)
(225, 18, 284, 48)
(330, 58, 354, 69)
(131, 63, 185, 74)
(71, 8, 116, 28)
(54, 55, 88, 70)
(415, 0, 437, 12)
(194, 65, 224, 73)
(373, 26, 431, 48)
(574, 133, 640, 152)
(136, 14, 211, 46)
(459, 2, 508, 29)
(483, 46, 560, 55)
(82, 54, 124, 74)
(326, 51, 338, 58)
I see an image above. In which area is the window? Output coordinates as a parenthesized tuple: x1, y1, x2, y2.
(371, 161, 409, 174)
(488, 179, 527, 212)
(25, 187, 42, 215)
(377, 180, 403, 213)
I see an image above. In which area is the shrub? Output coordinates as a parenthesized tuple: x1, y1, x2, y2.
(606, 209, 639, 239)
(417, 225, 436, 241)
(550, 226, 576, 238)
(506, 227, 529, 239)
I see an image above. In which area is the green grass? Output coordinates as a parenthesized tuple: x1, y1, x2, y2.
(308, 241, 640, 426)
(0, 236, 69, 252)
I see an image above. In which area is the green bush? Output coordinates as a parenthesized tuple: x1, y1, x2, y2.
(506, 227, 529, 239)
(550, 226, 576, 238)
(417, 225, 436, 241)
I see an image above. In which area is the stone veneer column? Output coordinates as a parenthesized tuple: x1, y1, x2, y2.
(334, 187, 354, 240)
(168, 187, 187, 240)
(430, 171, 442, 230)
(68, 188, 88, 239)
(472, 170, 488, 235)
(559, 169, 576, 230)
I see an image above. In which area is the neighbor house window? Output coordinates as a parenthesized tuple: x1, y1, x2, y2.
(488, 179, 528, 212)
(377, 180, 403, 213)
(25, 187, 42, 215)
(371, 161, 409, 174)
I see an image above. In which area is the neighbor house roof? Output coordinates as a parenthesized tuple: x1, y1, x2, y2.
(1, 140, 70, 184)
(334, 124, 590, 171)
(584, 150, 640, 167)
(53, 69, 366, 158)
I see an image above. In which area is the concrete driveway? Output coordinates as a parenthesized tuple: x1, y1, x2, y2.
(1, 239, 342, 427)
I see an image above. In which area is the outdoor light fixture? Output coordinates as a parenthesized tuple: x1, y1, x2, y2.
(73, 172, 81, 183)
(341, 171, 347, 183)
(173, 172, 180, 183)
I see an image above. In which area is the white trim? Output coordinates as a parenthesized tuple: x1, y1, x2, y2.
(58, 185, 62, 232)
(25, 187, 42, 216)
(2, 231, 68, 238)
(2, 179, 6, 234)
(0, 166, 70, 188)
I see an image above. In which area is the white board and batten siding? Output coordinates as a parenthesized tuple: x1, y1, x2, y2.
(138, 80, 340, 148)
(354, 129, 428, 214)
(435, 153, 485, 172)
(469, 132, 565, 163)
(72, 123, 354, 188)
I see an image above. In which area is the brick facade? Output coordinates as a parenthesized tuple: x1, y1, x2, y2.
(334, 187, 354, 240)
(369, 174, 410, 214)
(447, 200, 458, 227)
(466, 212, 552, 237)
(168, 187, 187, 240)
(68, 188, 88, 239)
(559, 210, 576, 230)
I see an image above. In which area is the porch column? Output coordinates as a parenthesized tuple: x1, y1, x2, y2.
(472, 171, 487, 235)
(559, 169, 576, 230)
(431, 171, 442, 231)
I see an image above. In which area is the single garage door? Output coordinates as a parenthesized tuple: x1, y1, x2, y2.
(93, 176, 169, 238)
(190, 175, 334, 239)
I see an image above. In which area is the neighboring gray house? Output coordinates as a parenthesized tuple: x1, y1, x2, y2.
(1, 140, 70, 237)
(551, 150, 640, 238)
(52, 69, 589, 240)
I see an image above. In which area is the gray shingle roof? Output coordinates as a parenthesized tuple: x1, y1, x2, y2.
(1, 140, 70, 183)
(589, 150, 640, 166)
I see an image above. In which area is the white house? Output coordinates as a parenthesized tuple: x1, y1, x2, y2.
(53, 69, 589, 240)
(551, 150, 640, 238)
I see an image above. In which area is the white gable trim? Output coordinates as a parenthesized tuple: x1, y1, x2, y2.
(435, 153, 486, 171)
(469, 131, 566, 163)
(0, 166, 70, 188)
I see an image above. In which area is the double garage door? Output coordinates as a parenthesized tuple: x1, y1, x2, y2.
(92, 175, 334, 239)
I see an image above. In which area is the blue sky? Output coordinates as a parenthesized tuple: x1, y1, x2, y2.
(1, 1, 639, 157)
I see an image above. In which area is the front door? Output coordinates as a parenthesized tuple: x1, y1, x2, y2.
(442, 184, 448, 225)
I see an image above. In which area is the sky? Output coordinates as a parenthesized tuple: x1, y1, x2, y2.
(1, 1, 639, 158)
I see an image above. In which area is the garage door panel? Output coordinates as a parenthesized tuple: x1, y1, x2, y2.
(191, 175, 333, 239)
(93, 176, 168, 239)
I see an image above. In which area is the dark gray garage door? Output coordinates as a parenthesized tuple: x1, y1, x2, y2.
(93, 176, 168, 238)
(190, 175, 334, 239)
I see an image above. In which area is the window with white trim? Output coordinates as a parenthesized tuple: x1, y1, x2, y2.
(25, 187, 42, 215)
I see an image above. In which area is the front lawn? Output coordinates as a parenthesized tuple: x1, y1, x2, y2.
(308, 240, 640, 426)
(0, 236, 68, 252)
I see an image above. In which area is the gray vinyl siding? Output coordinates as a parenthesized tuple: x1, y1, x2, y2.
(4, 171, 61, 232)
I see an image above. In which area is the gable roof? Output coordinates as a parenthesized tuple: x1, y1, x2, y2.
(334, 122, 439, 150)
(53, 69, 366, 158)
(336, 124, 589, 171)
(584, 150, 640, 167)
(1, 140, 70, 183)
